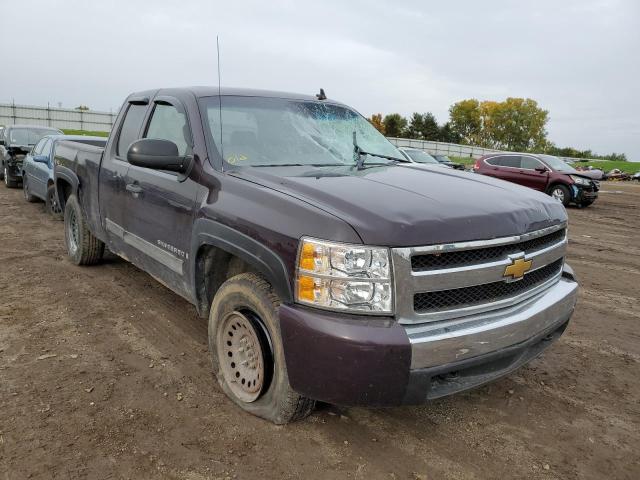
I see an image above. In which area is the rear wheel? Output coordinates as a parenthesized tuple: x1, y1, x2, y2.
(4, 166, 19, 188)
(23, 176, 38, 202)
(209, 273, 315, 424)
(46, 184, 63, 220)
(64, 194, 104, 265)
(549, 184, 570, 206)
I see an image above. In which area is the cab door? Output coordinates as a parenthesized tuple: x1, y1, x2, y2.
(33, 138, 54, 198)
(24, 138, 47, 195)
(99, 96, 150, 256)
(119, 95, 199, 297)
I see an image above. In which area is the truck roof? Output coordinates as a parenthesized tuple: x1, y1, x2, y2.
(129, 86, 341, 104)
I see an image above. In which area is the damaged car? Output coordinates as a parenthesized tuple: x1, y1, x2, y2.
(0, 125, 63, 188)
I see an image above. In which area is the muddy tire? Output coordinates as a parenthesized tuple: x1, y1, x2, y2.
(46, 184, 64, 220)
(208, 272, 315, 424)
(4, 166, 19, 188)
(23, 176, 38, 202)
(64, 194, 104, 265)
(549, 184, 571, 207)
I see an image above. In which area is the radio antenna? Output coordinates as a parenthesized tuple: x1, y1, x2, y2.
(216, 35, 224, 165)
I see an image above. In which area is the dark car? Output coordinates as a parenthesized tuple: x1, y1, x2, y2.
(0, 125, 63, 187)
(432, 154, 465, 170)
(53, 87, 577, 424)
(474, 153, 599, 207)
(22, 135, 107, 217)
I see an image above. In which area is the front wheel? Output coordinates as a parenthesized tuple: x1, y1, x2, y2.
(64, 194, 105, 265)
(208, 273, 315, 424)
(549, 184, 571, 206)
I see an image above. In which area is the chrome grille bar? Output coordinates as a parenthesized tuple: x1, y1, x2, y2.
(392, 223, 567, 324)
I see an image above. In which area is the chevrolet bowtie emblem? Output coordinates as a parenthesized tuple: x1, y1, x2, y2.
(504, 257, 532, 280)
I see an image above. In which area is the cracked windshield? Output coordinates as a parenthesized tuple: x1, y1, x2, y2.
(201, 96, 402, 167)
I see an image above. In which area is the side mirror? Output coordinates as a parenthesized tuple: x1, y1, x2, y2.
(535, 167, 548, 174)
(33, 155, 49, 164)
(127, 138, 191, 173)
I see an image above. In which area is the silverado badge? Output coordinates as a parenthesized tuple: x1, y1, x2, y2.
(504, 257, 532, 280)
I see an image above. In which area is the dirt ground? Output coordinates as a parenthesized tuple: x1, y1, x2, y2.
(1, 182, 639, 480)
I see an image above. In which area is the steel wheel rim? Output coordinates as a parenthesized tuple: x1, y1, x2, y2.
(552, 188, 565, 202)
(67, 208, 79, 255)
(49, 189, 61, 214)
(218, 311, 266, 403)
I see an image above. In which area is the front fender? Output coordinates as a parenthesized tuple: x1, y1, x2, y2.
(191, 218, 293, 303)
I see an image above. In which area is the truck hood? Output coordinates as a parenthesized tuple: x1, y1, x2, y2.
(230, 163, 567, 247)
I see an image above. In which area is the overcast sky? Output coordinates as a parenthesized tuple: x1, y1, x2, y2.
(1, 0, 638, 159)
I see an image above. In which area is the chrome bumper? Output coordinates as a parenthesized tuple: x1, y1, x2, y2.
(404, 276, 578, 369)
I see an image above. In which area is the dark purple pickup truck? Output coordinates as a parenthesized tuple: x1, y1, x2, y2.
(54, 87, 578, 423)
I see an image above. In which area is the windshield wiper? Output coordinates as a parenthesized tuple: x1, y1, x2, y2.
(353, 131, 408, 170)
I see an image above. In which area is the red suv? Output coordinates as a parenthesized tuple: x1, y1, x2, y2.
(474, 153, 599, 207)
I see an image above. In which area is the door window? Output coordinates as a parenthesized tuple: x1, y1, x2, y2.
(521, 156, 544, 170)
(117, 103, 148, 157)
(32, 138, 47, 155)
(145, 103, 191, 156)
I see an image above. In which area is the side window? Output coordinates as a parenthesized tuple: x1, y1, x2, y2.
(41, 139, 52, 156)
(486, 156, 504, 166)
(501, 156, 521, 168)
(117, 103, 148, 157)
(145, 103, 191, 156)
(521, 156, 543, 170)
(32, 138, 46, 155)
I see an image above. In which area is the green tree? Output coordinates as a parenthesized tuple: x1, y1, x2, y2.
(75, 105, 90, 111)
(487, 98, 548, 151)
(406, 113, 425, 139)
(449, 97, 548, 151)
(420, 112, 440, 140)
(449, 99, 482, 145)
(383, 113, 408, 138)
(438, 122, 461, 143)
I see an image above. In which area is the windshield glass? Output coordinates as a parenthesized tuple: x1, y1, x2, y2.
(538, 154, 577, 173)
(200, 96, 403, 167)
(9, 128, 61, 146)
(403, 149, 439, 164)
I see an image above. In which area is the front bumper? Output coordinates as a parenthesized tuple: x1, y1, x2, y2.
(280, 268, 577, 406)
(5, 158, 24, 178)
(572, 183, 599, 203)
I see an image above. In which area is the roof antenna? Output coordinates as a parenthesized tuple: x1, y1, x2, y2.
(216, 35, 224, 167)
(316, 88, 327, 100)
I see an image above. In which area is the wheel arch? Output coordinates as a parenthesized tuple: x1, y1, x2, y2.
(191, 218, 293, 318)
(54, 166, 79, 207)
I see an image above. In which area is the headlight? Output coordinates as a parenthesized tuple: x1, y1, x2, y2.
(295, 237, 393, 314)
(570, 175, 591, 186)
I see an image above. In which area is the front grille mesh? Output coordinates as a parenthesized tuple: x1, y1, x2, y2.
(411, 228, 565, 271)
(413, 259, 563, 313)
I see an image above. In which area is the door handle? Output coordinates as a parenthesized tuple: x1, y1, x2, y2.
(125, 183, 143, 194)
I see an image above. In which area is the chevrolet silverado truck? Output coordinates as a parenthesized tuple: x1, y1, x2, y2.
(54, 87, 578, 424)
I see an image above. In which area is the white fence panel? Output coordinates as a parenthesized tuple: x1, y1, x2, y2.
(0, 103, 116, 132)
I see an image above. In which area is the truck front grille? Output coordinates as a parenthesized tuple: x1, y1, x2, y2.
(411, 228, 565, 271)
(391, 224, 568, 324)
(414, 259, 563, 313)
